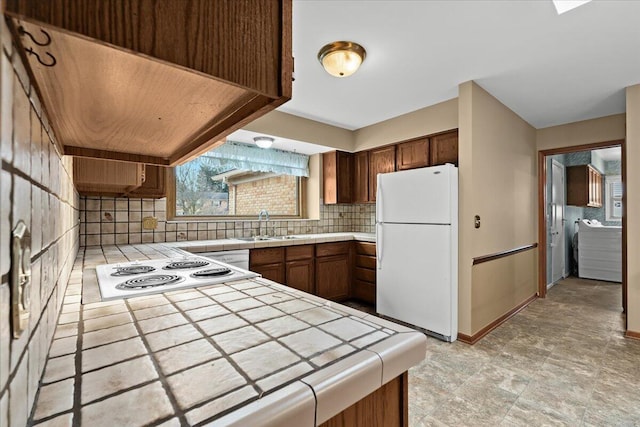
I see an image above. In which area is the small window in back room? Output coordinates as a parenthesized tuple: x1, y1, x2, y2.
(170, 140, 309, 218)
(605, 175, 622, 221)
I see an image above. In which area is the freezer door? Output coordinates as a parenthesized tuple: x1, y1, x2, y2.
(376, 223, 456, 339)
(377, 164, 455, 225)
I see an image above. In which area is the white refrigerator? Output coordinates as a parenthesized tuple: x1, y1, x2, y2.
(376, 164, 458, 342)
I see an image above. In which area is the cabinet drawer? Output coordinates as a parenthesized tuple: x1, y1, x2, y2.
(352, 280, 375, 305)
(355, 242, 376, 256)
(316, 242, 350, 257)
(354, 267, 376, 283)
(250, 248, 284, 266)
(286, 244, 314, 261)
(355, 255, 376, 270)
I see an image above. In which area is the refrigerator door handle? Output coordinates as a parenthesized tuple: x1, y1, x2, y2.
(376, 175, 383, 224)
(376, 223, 383, 268)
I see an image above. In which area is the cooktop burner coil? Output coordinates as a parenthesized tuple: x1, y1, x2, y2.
(191, 267, 233, 278)
(163, 260, 210, 270)
(111, 265, 156, 276)
(115, 274, 184, 290)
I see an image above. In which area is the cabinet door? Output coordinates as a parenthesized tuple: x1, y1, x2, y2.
(353, 151, 370, 203)
(285, 259, 315, 293)
(430, 130, 459, 166)
(252, 263, 285, 284)
(73, 158, 144, 196)
(127, 165, 167, 198)
(396, 138, 429, 170)
(316, 254, 350, 301)
(368, 146, 396, 202)
(323, 151, 354, 204)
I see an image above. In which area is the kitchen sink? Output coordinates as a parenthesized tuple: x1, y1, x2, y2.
(234, 236, 300, 242)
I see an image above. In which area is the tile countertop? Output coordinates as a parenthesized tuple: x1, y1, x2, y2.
(32, 234, 427, 427)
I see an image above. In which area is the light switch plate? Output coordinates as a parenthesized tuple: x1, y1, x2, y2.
(11, 220, 31, 339)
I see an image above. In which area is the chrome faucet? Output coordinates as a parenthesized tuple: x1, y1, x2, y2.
(258, 209, 270, 238)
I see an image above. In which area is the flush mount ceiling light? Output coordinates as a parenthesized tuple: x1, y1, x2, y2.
(317, 41, 366, 78)
(552, 0, 592, 14)
(253, 136, 274, 149)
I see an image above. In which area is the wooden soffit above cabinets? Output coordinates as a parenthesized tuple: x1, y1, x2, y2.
(4, 0, 292, 166)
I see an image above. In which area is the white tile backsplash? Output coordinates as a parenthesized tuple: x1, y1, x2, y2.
(0, 22, 79, 425)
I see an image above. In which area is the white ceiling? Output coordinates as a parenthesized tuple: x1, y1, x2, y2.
(226, 129, 333, 155)
(593, 147, 621, 161)
(277, 0, 640, 131)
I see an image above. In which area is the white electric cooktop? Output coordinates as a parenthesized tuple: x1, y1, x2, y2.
(95, 254, 259, 301)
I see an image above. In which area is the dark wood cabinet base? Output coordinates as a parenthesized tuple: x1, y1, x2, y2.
(320, 372, 408, 427)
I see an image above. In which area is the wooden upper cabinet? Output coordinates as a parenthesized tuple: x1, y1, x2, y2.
(74, 158, 144, 196)
(5, 0, 292, 166)
(353, 151, 370, 203)
(430, 130, 459, 166)
(566, 164, 603, 208)
(368, 146, 396, 202)
(323, 151, 354, 204)
(396, 138, 429, 170)
(127, 165, 167, 199)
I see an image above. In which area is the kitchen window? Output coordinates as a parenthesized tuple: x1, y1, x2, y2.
(605, 175, 622, 221)
(167, 141, 309, 219)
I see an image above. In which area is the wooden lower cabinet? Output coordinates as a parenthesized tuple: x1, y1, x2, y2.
(316, 242, 351, 301)
(319, 372, 408, 427)
(352, 242, 376, 305)
(285, 245, 315, 293)
(249, 247, 285, 283)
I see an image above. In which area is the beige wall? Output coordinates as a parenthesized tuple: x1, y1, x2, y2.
(458, 81, 538, 336)
(536, 113, 625, 151)
(353, 98, 458, 151)
(244, 110, 354, 152)
(626, 85, 640, 334)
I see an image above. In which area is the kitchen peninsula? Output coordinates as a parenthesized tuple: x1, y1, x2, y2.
(31, 234, 426, 426)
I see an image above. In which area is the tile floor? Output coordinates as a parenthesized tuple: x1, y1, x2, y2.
(408, 276, 640, 426)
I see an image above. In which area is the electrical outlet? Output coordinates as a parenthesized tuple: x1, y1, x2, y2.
(142, 216, 158, 230)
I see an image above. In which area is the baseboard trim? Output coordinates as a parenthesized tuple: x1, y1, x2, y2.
(457, 294, 538, 345)
(624, 330, 640, 340)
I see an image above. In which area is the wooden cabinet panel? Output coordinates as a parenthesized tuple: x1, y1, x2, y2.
(396, 138, 429, 170)
(316, 254, 351, 301)
(355, 254, 376, 270)
(74, 158, 144, 196)
(316, 242, 350, 257)
(430, 130, 459, 166)
(6, 0, 292, 166)
(285, 259, 315, 294)
(353, 151, 370, 203)
(352, 242, 376, 305)
(355, 242, 376, 256)
(250, 247, 285, 266)
(567, 164, 603, 207)
(127, 165, 167, 198)
(250, 248, 285, 284)
(323, 151, 354, 204)
(252, 263, 285, 284)
(369, 146, 396, 202)
(354, 267, 376, 283)
(286, 244, 314, 261)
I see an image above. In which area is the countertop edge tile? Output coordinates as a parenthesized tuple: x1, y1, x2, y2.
(210, 381, 315, 427)
(300, 350, 382, 425)
(365, 332, 427, 385)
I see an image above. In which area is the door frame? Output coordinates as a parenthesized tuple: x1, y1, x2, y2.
(537, 139, 626, 316)
(548, 159, 566, 285)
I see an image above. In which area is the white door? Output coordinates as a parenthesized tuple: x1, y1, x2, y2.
(376, 223, 456, 339)
(550, 160, 565, 283)
(377, 164, 455, 225)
